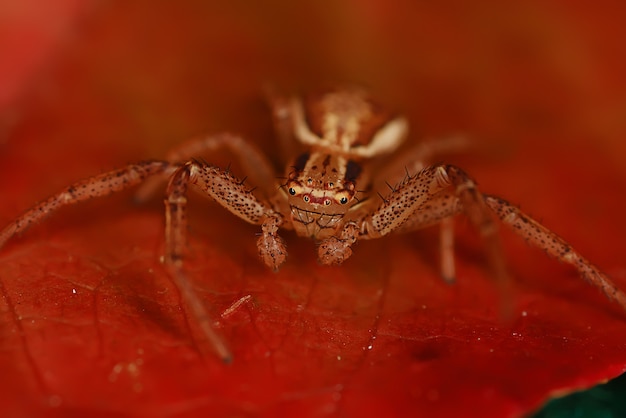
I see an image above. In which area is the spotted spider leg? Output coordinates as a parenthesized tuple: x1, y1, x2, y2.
(134, 132, 277, 203)
(372, 135, 470, 283)
(386, 173, 626, 310)
(484, 196, 626, 309)
(373, 165, 508, 291)
(163, 160, 287, 361)
(315, 135, 470, 279)
(321, 164, 626, 312)
(0, 161, 170, 248)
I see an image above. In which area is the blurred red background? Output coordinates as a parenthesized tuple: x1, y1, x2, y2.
(1, 1, 625, 417)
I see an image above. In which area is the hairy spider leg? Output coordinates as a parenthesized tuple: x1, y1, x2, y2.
(327, 163, 626, 313)
(0, 161, 170, 248)
(485, 196, 626, 310)
(135, 132, 277, 203)
(372, 135, 470, 282)
(164, 160, 288, 360)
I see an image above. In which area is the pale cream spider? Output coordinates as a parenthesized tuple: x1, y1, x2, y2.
(1, 86, 624, 363)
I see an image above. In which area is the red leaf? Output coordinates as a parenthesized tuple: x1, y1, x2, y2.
(1, 2, 626, 418)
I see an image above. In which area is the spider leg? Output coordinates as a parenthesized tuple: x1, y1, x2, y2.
(316, 166, 467, 270)
(352, 163, 626, 313)
(485, 195, 626, 311)
(135, 132, 277, 203)
(264, 85, 300, 163)
(356, 165, 511, 302)
(383, 191, 461, 282)
(165, 160, 286, 269)
(439, 217, 456, 283)
(441, 166, 511, 292)
(164, 160, 286, 361)
(0, 160, 170, 249)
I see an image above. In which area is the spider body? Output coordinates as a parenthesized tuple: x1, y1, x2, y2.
(277, 88, 406, 241)
(1, 86, 625, 363)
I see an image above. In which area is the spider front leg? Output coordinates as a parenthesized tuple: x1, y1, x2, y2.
(165, 160, 287, 270)
(135, 132, 277, 203)
(335, 164, 512, 288)
(163, 160, 286, 361)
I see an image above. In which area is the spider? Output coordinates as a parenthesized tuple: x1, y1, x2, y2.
(1, 86, 625, 363)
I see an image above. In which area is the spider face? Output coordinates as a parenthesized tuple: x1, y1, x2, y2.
(285, 152, 360, 239)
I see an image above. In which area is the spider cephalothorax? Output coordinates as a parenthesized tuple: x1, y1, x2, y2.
(284, 151, 361, 239)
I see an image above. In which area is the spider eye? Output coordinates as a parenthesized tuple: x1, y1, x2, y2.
(303, 195, 310, 203)
(334, 191, 351, 205)
(288, 187, 296, 195)
(324, 199, 332, 206)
